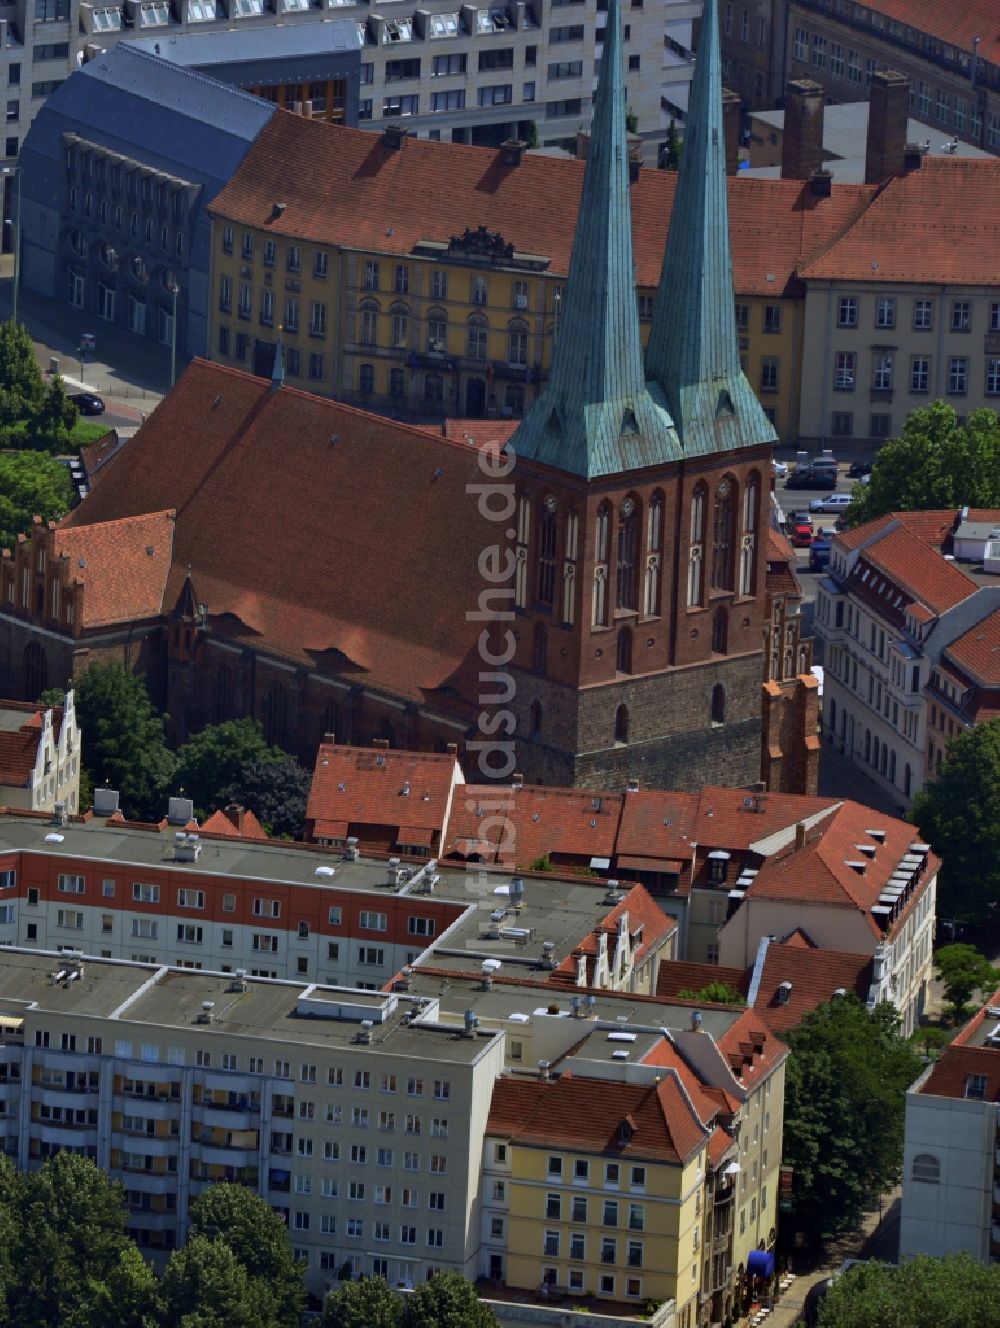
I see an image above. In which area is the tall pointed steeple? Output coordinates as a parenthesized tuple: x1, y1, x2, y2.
(509, 0, 679, 480)
(644, 0, 776, 454)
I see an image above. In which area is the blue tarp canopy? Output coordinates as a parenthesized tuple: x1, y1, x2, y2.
(748, 1249, 775, 1278)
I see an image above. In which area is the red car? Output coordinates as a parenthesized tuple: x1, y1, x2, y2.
(789, 515, 813, 548)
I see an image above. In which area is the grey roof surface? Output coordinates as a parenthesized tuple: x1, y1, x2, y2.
(955, 521, 1000, 541)
(0, 948, 144, 1020)
(126, 21, 361, 65)
(20, 45, 275, 204)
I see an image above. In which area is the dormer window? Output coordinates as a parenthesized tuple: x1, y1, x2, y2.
(616, 1119, 634, 1147)
(965, 1073, 988, 1101)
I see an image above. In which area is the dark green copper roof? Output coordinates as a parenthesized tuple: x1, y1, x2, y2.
(644, 0, 777, 457)
(508, 0, 680, 480)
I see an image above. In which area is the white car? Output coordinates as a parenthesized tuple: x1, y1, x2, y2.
(772, 459, 788, 478)
(809, 492, 853, 514)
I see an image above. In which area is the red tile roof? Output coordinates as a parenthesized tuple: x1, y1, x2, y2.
(52, 511, 175, 627)
(801, 158, 1000, 286)
(61, 361, 499, 706)
(715, 1010, 788, 1091)
(746, 802, 939, 939)
(200, 804, 268, 840)
(655, 961, 749, 1001)
(485, 1069, 710, 1164)
(78, 429, 129, 489)
(750, 942, 873, 1037)
(445, 783, 624, 868)
(856, 1, 1000, 71)
(942, 607, 1000, 687)
(0, 722, 44, 786)
(306, 742, 459, 847)
(862, 526, 977, 616)
(210, 113, 875, 297)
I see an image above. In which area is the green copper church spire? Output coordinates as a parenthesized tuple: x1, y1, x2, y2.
(644, 0, 776, 454)
(508, 0, 679, 479)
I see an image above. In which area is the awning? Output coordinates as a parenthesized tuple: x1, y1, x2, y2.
(747, 1249, 775, 1279)
(617, 855, 684, 873)
(396, 825, 435, 847)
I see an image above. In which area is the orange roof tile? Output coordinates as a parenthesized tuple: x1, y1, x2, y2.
(445, 783, 624, 868)
(750, 941, 873, 1037)
(52, 511, 175, 628)
(920, 1045, 1000, 1102)
(656, 961, 749, 1000)
(850, 525, 976, 620)
(200, 804, 268, 840)
(78, 429, 129, 489)
(210, 113, 875, 296)
(62, 361, 498, 705)
(306, 743, 458, 846)
(715, 1010, 788, 1091)
(853, 1, 1000, 73)
(801, 158, 1000, 286)
(943, 607, 1000, 687)
(486, 1070, 710, 1164)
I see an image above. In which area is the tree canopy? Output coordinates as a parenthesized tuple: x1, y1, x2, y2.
(220, 755, 311, 839)
(783, 996, 921, 1245)
(0, 451, 73, 550)
(174, 719, 286, 820)
(817, 1253, 1000, 1328)
(399, 1272, 501, 1328)
(934, 943, 998, 1018)
(910, 719, 1000, 921)
(0, 319, 45, 427)
(847, 402, 1000, 527)
(324, 1277, 402, 1328)
(74, 661, 176, 820)
(26, 375, 79, 451)
(676, 981, 746, 1005)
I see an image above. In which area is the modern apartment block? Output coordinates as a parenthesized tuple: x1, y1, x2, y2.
(900, 985, 1000, 1265)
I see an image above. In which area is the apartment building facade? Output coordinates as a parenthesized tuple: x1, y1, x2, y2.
(900, 985, 1000, 1265)
(0, 691, 80, 814)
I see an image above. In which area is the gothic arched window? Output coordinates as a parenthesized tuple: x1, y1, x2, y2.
(537, 496, 558, 605)
(712, 477, 736, 591)
(616, 497, 639, 612)
(616, 626, 633, 674)
(262, 682, 288, 746)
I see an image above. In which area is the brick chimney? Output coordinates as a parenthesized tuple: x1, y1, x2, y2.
(781, 79, 825, 181)
(865, 70, 910, 182)
(722, 87, 741, 175)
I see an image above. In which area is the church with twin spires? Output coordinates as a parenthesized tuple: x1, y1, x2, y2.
(0, 0, 783, 793)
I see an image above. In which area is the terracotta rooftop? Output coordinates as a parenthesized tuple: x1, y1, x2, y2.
(943, 607, 1000, 687)
(306, 742, 460, 846)
(857, 0, 1000, 68)
(715, 1009, 787, 1091)
(51, 510, 175, 627)
(801, 158, 1000, 286)
(61, 360, 498, 708)
(750, 941, 873, 1037)
(655, 960, 749, 1001)
(846, 523, 977, 620)
(917, 986, 1000, 1101)
(210, 112, 875, 296)
(485, 1066, 711, 1164)
(444, 783, 624, 869)
(200, 804, 268, 841)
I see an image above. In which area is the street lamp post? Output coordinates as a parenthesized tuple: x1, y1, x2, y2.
(2, 165, 21, 325)
(167, 278, 179, 388)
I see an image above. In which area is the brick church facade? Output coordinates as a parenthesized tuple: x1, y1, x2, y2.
(0, 0, 804, 794)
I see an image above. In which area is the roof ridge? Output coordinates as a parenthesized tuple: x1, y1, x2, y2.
(99, 43, 277, 112)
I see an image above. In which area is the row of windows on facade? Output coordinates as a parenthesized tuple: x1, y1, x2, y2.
(68, 190, 186, 259)
(67, 273, 176, 340)
(252, 80, 346, 115)
(723, 2, 768, 48)
(69, 234, 177, 290)
(832, 350, 1000, 396)
(360, 91, 587, 121)
(792, 25, 998, 141)
(834, 296, 1000, 334)
(357, 52, 605, 80)
(66, 149, 188, 214)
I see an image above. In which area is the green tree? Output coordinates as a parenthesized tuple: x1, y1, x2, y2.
(782, 997, 921, 1246)
(27, 375, 79, 452)
(324, 1277, 402, 1328)
(187, 1184, 305, 1328)
(60, 1242, 161, 1328)
(37, 686, 66, 708)
(847, 401, 1000, 527)
(7, 1153, 138, 1328)
(934, 942, 998, 1018)
(221, 755, 311, 839)
(661, 117, 682, 170)
(399, 1272, 500, 1328)
(160, 1235, 270, 1328)
(817, 1252, 1000, 1328)
(175, 718, 286, 819)
(0, 318, 45, 427)
(676, 981, 746, 1005)
(75, 661, 177, 820)
(0, 451, 73, 550)
(910, 720, 1000, 920)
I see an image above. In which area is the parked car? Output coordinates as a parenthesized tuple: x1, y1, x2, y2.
(70, 392, 105, 415)
(785, 465, 837, 490)
(771, 459, 788, 478)
(847, 460, 872, 478)
(789, 515, 813, 548)
(809, 492, 853, 514)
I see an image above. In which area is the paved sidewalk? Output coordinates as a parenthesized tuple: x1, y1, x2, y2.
(0, 259, 168, 419)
